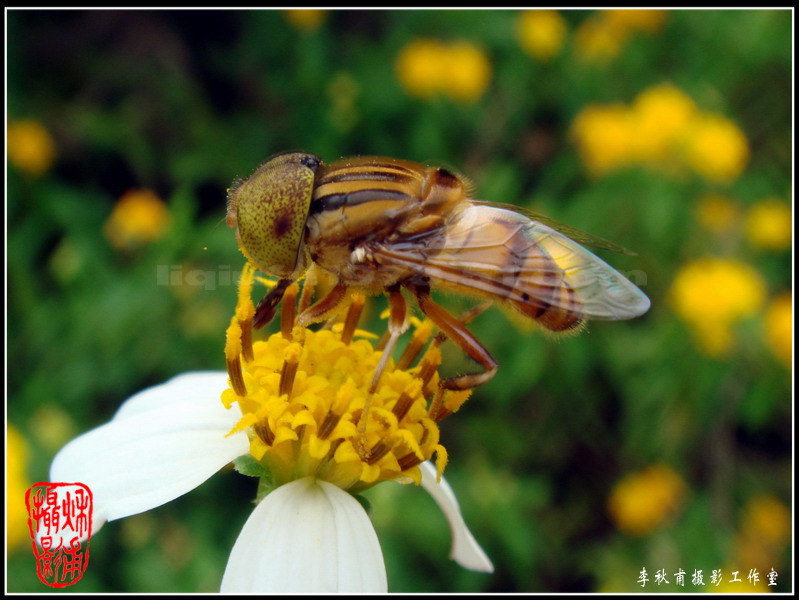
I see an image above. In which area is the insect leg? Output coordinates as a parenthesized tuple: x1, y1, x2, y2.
(253, 278, 293, 329)
(297, 263, 318, 315)
(295, 281, 349, 327)
(280, 282, 300, 340)
(358, 285, 408, 456)
(407, 282, 498, 391)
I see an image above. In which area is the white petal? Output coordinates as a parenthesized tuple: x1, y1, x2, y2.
(50, 371, 249, 536)
(420, 461, 494, 573)
(221, 477, 387, 593)
(112, 371, 229, 420)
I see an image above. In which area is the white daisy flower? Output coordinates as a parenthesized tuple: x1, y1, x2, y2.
(49, 264, 492, 592)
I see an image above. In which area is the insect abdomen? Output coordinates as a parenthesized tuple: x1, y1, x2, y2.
(479, 214, 584, 332)
(510, 287, 584, 332)
(413, 205, 586, 332)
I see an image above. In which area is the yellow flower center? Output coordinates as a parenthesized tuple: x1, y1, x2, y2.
(222, 264, 468, 493)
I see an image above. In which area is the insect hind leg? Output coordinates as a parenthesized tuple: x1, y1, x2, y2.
(406, 282, 498, 391)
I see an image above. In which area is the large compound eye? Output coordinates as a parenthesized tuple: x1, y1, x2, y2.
(227, 152, 320, 278)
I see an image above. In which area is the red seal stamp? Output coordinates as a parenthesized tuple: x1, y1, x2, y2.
(25, 482, 93, 587)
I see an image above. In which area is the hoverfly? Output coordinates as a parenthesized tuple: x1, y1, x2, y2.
(227, 151, 650, 393)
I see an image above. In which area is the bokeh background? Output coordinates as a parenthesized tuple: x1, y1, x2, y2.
(7, 9, 792, 593)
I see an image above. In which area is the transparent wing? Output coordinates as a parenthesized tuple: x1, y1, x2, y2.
(470, 200, 638, 256)
(375, 205, 650, 321)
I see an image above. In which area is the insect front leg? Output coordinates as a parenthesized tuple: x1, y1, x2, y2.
(358, 284, 408, 456)
(295, 280, 349, 327)
(297, 263, 318, 315)
(253, 278, 294, 329)
(407, 282, 499, 392)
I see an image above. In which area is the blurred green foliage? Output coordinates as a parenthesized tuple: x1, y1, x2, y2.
(7, 9, 792, 593)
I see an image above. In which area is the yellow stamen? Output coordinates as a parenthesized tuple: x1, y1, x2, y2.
(341, 293, 366, 345)
(236, 263, 256, 322)
(255, 276, 278, 289)
(221, 262, 465, 493)
(225, 317, 247, 397)
(435, 444, 449, 482)
(437, 389, 472, 422)
(396, 319, 436, 370)
(236, 263, 256, 362)
(392, 390, 415, 422)
(279, 342, 302, 398)
(428, 387, 446, 422)
(416, 345, 443, 396)
(255, 420, 275, 446)
(281, 283, 300, 341)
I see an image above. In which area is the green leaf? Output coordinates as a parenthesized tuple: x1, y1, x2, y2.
(233, 455, 270, 479)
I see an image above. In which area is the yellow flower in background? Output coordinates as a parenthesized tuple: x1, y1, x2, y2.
(607, 464, 686, 536)
(691, 320, 737, 356)
(570, 82, 750, 183)
(574, 10, 667, 64)
(602, 9, 668, 33)
(516, 10, 567, 62)
(396, 38, 491, 103)
(671, 257, 765, 323)
(8, 118, 56, 176)
(670, 257, 766, 355)
(764, 293, 792, 368)
(740, 494, 791, 547)
(396, 38, 445, 99)
(282, 9, 326, 32)
(8, 424, 32, 551)
(695, 194, 740, 234)
(103, 189, 171, 250)
(443, 41, 492, 103)
(573, 14, 627, 64)
(709, 576, 772, 593)
(735, 494, 791, 577)
(631, 83, 697, 163)
(745, 198, 792, 251)
(570, 104, 636, 176)
(326, 72, 360, 133)
(684, 113, 749, 184)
